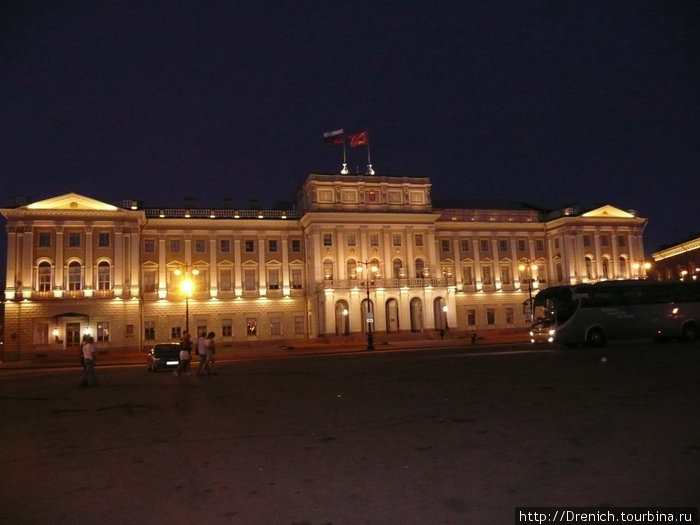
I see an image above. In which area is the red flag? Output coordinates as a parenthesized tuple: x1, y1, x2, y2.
(349, 131, 368, 147)
(323, 129, 344, 145)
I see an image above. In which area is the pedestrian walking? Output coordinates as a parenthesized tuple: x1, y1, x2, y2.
(204, 331, 216, 375)
(78, 336, 99, 387)
(196, 329, 208, 375)
(174, 331, 192, 376)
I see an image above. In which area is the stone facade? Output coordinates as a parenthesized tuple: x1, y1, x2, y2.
(1, 174, 647, 360)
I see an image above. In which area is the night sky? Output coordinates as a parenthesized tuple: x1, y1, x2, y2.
(1, 1, 699, 256)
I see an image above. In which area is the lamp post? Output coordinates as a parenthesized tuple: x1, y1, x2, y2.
(442, 304, 449, 331)
(357, 261, 378, 351)
(174, 264, 199, 334)
(519, 261, 538, 322)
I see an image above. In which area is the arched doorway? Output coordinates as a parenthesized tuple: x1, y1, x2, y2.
(433, 297, 447, 330)
(335, 300, 350, 335)
(410, 297, 423, 332)
(385, 298, 399, 333)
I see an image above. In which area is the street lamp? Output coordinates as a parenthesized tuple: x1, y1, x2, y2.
(519, 261, 538, 322)
(357, 261, 378, 351)
(174, 264, 199, 334)
(442, 304, 449, 331)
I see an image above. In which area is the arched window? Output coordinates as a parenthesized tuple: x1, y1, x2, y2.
(392, 258, 403, 279)
(37, 261, 52, 291)
(369, 258, 381, 280)
(602, 258, 610, 279)
(97, 261, 111, 290)
(585, 257, 594, 280)
(67, 261, 82, 291)
(323, 259, 334, 280)
(347, 259, 357, 279)
(415, 258, 426, 278)
(619, 257, 627, 278)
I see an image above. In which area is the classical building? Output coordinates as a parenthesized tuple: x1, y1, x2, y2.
(1, 174, 647, 360)
(650, 234, 700, 281)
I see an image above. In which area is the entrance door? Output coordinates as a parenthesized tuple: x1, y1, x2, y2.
(66, 323, 81, 351)
(386, 299, 399, 333)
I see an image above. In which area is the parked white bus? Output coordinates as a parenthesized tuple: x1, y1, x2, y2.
(530, 280, 700, 347)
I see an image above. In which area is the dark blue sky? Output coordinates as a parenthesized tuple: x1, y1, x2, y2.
(1, 1, 698, 254)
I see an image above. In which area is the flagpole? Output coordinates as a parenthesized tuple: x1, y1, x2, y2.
(366, 133, 374, 175)
(341, 133, 348, 174)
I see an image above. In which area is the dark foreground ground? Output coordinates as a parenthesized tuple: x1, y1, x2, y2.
(0, 342, 698, 524)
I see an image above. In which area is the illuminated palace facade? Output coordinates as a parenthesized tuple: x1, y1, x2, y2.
(1, 174, 647, 359)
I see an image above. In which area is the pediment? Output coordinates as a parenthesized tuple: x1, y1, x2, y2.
(26, 193, 118, 211)
(581, 205, 634, 218)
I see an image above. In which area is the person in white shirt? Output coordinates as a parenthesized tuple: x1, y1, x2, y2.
(79, 336, 98, 387)
(196, 330, 208, 375)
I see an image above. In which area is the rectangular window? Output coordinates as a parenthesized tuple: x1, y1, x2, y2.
(415, 234, 424, 247)
(467, 309, 476, 326)
(601, 236, 609, 247)
(291, 269, 303, 289)
(554, 238, 559, 249)
(505, 307, 514, 324)
(171, 326, 182, 339)
(461, 240, 470, 252)
(481, 265, 493, 285)
(143, 270, 157, 293)
(69, 232, 81, 247)
(144, 322, 155, 340)
(38, 232, 51, 247)
(323, 233, 333, 247)
(126, 324, 134, 336)
(221, 318, 232, 337)
(246, 319, 257, 336)
(536, 240, 545, 252)
(268, 269, 280, 289)
(268, 240, 278, 253)
(219, 269, 232, 291)
(270, 316, 281, 336)
(392, 234, 402, 247)
(486, 309, 496, 325)
(347, 233, 356, 247)
(583, 236, 591, 247)
(35, 323, 49, 345)
(244, 269, 256, 290)
(244, 240, 255, 252)
(370, 234, 379, 247)
(144, 239, 155, 253)
(518, 239, 526, 252)
(441, 239, 450, 252)
(462, 265, 473, 285)
(618, 236, 626, 247)
(220, 239, 231, 253)
(98, 232, 110, 247)
(194, 239, 206, 253)
(499, 240, 508, 252)
(294, 315, 305, 334)
(291, 239, 301, 252)
(97, 321, 110, 343)
(500, 265, 511, 284)
(480, 240, 489, 252)
(169, 239, 180, 253)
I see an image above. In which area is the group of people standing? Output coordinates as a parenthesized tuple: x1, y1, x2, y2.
(173, 330, 216, 376)
(78, 334, 98, 387)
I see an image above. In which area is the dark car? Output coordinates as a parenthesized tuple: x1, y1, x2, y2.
(146, 343, 181, 372)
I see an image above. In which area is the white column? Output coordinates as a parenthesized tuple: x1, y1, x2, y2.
(209, 235, 218, 296)
(234, 238, 242, 296)
(4, 227, 18, 299)
(258, 236, 267, 295)
(21, 228, 33, 295)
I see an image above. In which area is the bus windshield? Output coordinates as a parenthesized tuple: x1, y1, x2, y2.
(532, 286, 582, 327)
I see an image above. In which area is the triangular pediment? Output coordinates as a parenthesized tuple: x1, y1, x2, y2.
(26, 193, 118, 211)
(581, 205, 634, 218)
